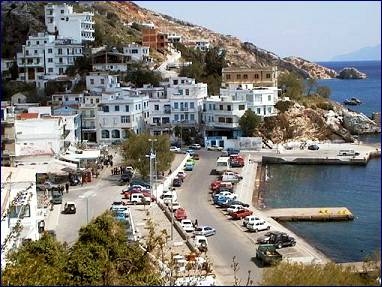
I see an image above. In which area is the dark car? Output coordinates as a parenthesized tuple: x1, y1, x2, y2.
(226, 148, 240, 155)
(172, 177, 182, 187)
(259, 233, 296, 249)
(130, 179, 150, 189)
(192, 153, 200, 160)
(308, 144, 319, 150)
(120, 172, 132, 183)
(63, 202, 76, 214)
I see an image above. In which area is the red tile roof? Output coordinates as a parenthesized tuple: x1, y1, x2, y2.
(16, 113, 39, 120)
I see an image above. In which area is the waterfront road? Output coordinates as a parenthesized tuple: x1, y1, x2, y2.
(176, 150, 264, 285)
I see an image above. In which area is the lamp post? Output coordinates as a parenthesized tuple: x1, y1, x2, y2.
(148, 138, 157, 198)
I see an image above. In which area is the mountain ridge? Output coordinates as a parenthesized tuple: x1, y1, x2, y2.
(331, 44, 381, 62)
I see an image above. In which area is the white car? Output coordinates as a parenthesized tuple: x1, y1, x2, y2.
(226, 204, 245, 214)
(243, 215, 264, 227)
(170, 146, 181, 152)
(190, 144, 201, 150)
(247, 221, 271, 232)
(194, 225, 216, 237)
(177, 171, 187, 179)
(170, 201, 181, 212)
(207, 145, 223, 151)
(215, 191, 236, 201)
(181, 219, 195, 232)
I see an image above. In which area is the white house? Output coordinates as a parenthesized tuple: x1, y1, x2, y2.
(80, 92, 101, 143)
(16, 33, 83, 86)
(1, 167, 40, 268)
(195, 40, 210, 51)
(52, 106, 82, 146)
(96, 90, 149, 144)
(45, 3, 95, 43)
(123, 43, 150, 62)
(86, 72, 120, 93)
(51, 92, 84, 106)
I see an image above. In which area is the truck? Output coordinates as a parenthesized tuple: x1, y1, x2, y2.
(255, 244, 283, 266)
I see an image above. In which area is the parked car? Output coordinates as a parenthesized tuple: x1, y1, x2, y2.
(122, 190, 153, 201)
(308, 144, 319, 150)
(170, 146, 181, 152)
(224, 200, 250, 209)
(181, 219, 195, 232)
(193, 235, 208, 252)
(175, 208, 187, 220)
(258, 232, 296, 248)
(184, 163, 194, 171)
(62, 202, 76, 214)
(227, 204, 245, 214)
(194, 226, 216, 237)
(256, 244, 282, 266)
(189, 144, 202, 150)
(211, 181, 233, 192)
(247, 221, 270, 232)
(128, 193, 151, 205)
(221, 172, 242, 183)
(120, 172, 132, 183)
(230, 209, 253, 220)
(51, 190, 63, 204)
(173, 177, 182, 187)
(177, 171, 187, 179)
(186, 149, 195, 155)
(229, 155, 245, 167)
(170, 201, 181, 212)
(130, 179, 150, 189)
(207, 145, 223, 151)
(220, 151, 229, 157)
(186, 158, 196, 165)
(256, 231, 284, 244)
(213, 191, 236, 201)
(192, 153, 200, 160)
(243, 215, 263, 227)
(338, 149, 360, 156)
(226, 148, 240, 155)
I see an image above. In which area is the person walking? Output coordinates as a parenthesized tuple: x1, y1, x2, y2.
(65, 182, 69, 194)
(194, 219, 198, 227)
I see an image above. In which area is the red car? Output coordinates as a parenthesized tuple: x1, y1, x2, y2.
(122, 191, 155, 202)
(175, 208, 187, 220)
(230, 209, 253, 220)
(230, 155, 245, 167)
(210, 180, 221, 191)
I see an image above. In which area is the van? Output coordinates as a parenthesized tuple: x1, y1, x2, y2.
(338, 150, 360, 156)
(129, 193, 151, 205)
(216, 157, 230, 174)
(161, 192, 178, 205)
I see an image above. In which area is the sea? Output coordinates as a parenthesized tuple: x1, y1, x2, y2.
(263, 60, 381, 263)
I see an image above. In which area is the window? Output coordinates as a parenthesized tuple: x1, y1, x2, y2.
(103, 105, 109, 112)
(102, 130, 110, 138)
(48, 68, 54, 73)
(48, 48, 53, 54)
(90, 79, 94, 85)
(36, 41, 39, 45)
(218, 117, 225, 123)
(268, 107, 272, 114)
(96, 98, 100, 103)
(226, 118, 233, 123)
(61, 9, 64, 14)
(254, 74, 259, 79)
(185, 89, 189, 95)
(255, 95, 262, 102)
(227, 105, 232, 111)
(114, 105, 119, 112)
(243, 74, 248, 79)
(25, 50, 29, 56)
(100, 79, 105, 85)
(190, 102, 194, 109)
(219, 105, 223, 111)
(59, 68, 64, 74)
(90, 99, 94, 104)
(266, 73, 271, 79)
(174, 114, 179, 121)
(174, 102, 179, 109)
(59, 58, 63, 63)
(239, 105, 245, 110)
(268, 95, 272, 101)
(9, 204, 30, 218)
(236, 74, 241, 80)
(173, 80, 178, 85)
(132, 49, 138, 54)
(125, 105, 129, 112)
(226, 74, 231, 80)
(121, 116, 130, 123)
(75, 97, 79, 102)
(257, 108, 261, 114)
(154, 105, 159, 111)
(48, 58, 53, 63)
(190, 114, 195, 121)
(179, 89, 183, 95)
(58, 48, 62, 55)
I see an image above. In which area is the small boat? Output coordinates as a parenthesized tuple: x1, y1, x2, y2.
(344, 98, 361, 105)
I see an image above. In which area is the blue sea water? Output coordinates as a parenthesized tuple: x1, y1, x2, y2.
(264, 61, 381, 262)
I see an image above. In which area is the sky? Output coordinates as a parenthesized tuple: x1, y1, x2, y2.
(135, 1, 381, 62)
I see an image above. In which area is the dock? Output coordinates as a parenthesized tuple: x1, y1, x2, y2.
(263, 207, 354, 221)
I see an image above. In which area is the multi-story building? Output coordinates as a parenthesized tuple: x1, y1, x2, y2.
(51, 92, 84, 107)
(96, 90, 149, 144)
(1, 59, 16, 80)
(92, 47, 131, 72)
(86, 72, 120, 93)
(1, 102, 16, 167)
(16, 33, 83, 86)
(222, 66, 278, 88)
(166, 32, 182, 44)
(80, 92, 101, 143)
(123, 43, 150, 62)
(142, 28, 168, 50)
(53, 106, 81, 147)
(45, 3, 95, 43)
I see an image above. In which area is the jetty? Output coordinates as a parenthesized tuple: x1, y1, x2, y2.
(263, 207, 354, 221)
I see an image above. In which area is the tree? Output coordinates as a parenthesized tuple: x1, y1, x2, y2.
(316, 86, 331, 98)
(239, 109, 262, 137)
(261, 261, 378, 286)
(125, 64, 163, 88)
(305, 78, 318, 96)
(278, 72, 304, 100)
(121, 133, 174, 178)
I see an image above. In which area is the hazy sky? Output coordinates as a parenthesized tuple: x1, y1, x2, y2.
(135, 1, 381, 61)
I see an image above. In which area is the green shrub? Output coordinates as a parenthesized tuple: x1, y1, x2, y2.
(316, 102, 334, 111)
(275, 100, 293, 113)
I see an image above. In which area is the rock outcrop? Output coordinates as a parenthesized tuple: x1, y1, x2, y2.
(337, 67, 367, 79)
(282, 56, 338, 79)
(342, 110, 380, 134)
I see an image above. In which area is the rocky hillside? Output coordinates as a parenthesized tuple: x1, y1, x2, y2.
(2, 1, 336, 79)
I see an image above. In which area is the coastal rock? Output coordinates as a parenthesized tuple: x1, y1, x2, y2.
(342, 110, 380, 134)
(337, 67, 367, 79)
(282, 56, 338, 79)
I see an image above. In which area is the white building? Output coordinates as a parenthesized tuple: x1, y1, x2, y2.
(123, 43, 150, 62)
(96, 90, 149, 144)
(51, 92, 84, 106)
(45, 3, 95, 43)
(1, 167, 40, 268)
(52, 106, 81, 146)
(86, 72, 120, 93)
(16, 33, 83, 86)
(80, 92, 101, 143)
(166, 33, 182, 44)
(14, 114, 65, 162)
(195, 40, 210, 51)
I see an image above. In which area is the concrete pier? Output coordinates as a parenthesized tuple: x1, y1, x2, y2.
(263, 207, 354, 221)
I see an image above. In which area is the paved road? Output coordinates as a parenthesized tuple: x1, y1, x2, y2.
(176, 150, 263, 285)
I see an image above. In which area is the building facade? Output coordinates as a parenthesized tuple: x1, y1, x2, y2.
(142, 28, 168, 50)
(222, 66, 278, 88)
(45, 3, 95, 43)
(123, 43, 150, 62)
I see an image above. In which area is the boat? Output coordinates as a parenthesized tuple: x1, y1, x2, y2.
(344, 98, 361, 105)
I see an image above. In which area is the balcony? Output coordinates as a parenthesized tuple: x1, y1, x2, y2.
(82, 125, 96, 130)
(206, 121, 239, 129)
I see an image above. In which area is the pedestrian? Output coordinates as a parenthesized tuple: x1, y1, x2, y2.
(168, 169, 172, 175)
(194, 219, 198, 227)
(110, 160, 113, 167)
(65, 182, 69, 194)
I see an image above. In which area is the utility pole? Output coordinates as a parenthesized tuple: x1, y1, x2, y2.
(170, 199, 174, 241)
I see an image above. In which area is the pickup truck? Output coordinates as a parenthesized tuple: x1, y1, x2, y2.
(261, 233, 296, 249)
(256, 244, 282, 266)
(230, 209, 253, 220)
